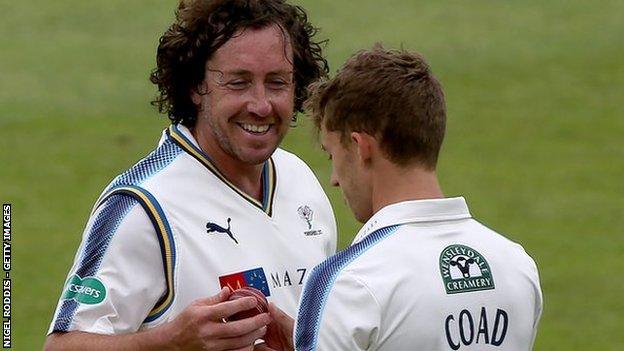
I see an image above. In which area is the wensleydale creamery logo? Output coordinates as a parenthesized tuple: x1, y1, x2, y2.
(62, 274, 106, 304)
(440, 244, 495, 294)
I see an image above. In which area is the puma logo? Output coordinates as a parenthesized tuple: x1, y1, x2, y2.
(206, 218, 238, 244)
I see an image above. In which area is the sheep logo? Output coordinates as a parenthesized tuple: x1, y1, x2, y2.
(439, 244, 495, 294)
(450, 256, 477, 278)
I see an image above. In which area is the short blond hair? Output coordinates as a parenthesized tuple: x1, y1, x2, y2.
(306, 44, 446, 168)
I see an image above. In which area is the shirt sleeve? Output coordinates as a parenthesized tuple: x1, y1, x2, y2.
(529, 256, 543, 348)
(296, 270, 381, 351)
(48, 194, 167, 335)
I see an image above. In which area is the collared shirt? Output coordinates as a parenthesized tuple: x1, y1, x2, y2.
(353, 197, 472, 244)
(296, 197, 542, 351)
(49, 124, 337, 334)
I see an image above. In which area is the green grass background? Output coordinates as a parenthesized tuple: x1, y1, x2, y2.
(2, 0, 623, 349)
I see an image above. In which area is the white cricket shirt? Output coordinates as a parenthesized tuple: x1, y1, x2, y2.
(295, 197, 542, 351)
(49, 124, 337, 334)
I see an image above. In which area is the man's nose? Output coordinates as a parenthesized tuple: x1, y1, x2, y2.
(247, 85, 273, 117)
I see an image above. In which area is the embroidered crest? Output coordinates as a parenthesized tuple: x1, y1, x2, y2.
(298, 205, 323, 236)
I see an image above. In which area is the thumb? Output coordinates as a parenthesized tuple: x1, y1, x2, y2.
(254, 343, 278, 351)
(266, 302, 295, 350)
(195, 287, 231, 306)
(269, 302, 294, 328)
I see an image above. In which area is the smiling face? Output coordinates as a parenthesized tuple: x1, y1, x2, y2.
(191, 24, 295, 166)
(321, 127, 374, 223)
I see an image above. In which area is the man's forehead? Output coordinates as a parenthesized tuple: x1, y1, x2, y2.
(211, 68, 293, 78)
(208, 24, 294, 72)
(320, 127, 340, 147)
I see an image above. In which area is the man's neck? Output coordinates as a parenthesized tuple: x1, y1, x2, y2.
(191, 128, 264, 202)
(370, 163, 444, 214)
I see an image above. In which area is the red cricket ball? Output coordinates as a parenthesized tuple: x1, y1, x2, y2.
(227, 286, 269, 321)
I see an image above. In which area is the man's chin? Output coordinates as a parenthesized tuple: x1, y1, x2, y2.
(345, 199, 372, 224)
(236, 148, 277, 165)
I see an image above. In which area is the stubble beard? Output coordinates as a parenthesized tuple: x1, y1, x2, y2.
(207, 113, 285, 166)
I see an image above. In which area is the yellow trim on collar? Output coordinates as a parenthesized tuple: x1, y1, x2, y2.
(168, 125, 276, 216)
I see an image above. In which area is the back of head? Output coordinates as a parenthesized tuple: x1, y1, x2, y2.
(307, 44, 446, 169)
(151, 0, 329, 127)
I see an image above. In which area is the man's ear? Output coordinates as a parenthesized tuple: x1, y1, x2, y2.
(190, 82, 206, 105)
(350, 132, 377, 164)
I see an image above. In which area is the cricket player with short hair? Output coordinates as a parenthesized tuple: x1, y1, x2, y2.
(44, 1, 336, 350)
(261, 45, 542, 351)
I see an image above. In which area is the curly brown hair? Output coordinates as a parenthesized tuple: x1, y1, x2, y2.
(306, 44, 446, 169)
(150, 0, 329, 127)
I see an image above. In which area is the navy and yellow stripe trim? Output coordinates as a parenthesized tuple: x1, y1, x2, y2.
(167, 124, 277, 216)
(97, 185, 176, 322)
(295, 225, 401, 351)
(261, 160, 276, 213)
(53, 194, 139, 332)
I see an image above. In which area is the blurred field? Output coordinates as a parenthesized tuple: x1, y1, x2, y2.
(1, 0, 623, 349)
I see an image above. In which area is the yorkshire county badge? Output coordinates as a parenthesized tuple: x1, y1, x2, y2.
(297, 205, 323, 236)
(439, 244, 495, 294)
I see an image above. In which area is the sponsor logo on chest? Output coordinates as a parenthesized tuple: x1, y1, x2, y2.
(218, 267, 309, 296)
(439, 244, 495, 294)
(206, 217, 239, 244)
(269, 268, 307, 289)
(219, 267, 271, 296)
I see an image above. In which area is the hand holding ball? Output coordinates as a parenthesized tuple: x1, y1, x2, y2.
(227, 287, 269, 321)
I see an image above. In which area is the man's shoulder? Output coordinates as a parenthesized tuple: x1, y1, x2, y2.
(272, 147, 307, 167)
(447, 219, 540, 282)
(308, 226, 400, 287)
(88, 138, 185, 212)
(272, 148, 321, 180)
(108, 138, 184, 188)
(467, 219, 533, 254)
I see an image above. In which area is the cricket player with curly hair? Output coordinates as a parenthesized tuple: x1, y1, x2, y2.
(45, 1, 336, 350)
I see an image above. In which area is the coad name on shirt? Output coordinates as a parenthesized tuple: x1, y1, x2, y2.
(445, 307, 508, 350)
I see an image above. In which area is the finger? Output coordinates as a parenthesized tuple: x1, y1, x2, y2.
(268, 303, 294, 333)
(268, 302, 287, 319)
(213, 325, 268, 350)
(194, 287, 231, 306)
(254, 343, 277, 351)
(204, 296, 259, 320)
(226, 345, 255, 351)
(265, 303, 294, 350)
(198, 314, 268, 344)
(219, 313, 271, 338)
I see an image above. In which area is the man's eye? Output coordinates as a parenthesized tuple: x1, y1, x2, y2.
(267, 80, 290, 90)
(227, 81, 250, 90)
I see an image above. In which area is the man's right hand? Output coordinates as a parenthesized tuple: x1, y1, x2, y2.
(44, 287, 270, 351)
(256, 302, 294, 351)
(163, 287, 271, 350)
